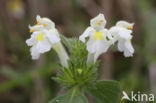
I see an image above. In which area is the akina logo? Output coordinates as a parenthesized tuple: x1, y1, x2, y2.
(121, 91, 155, 102)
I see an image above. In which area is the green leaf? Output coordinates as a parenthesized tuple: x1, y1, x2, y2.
(49, 88, 88, 103)
(86, 80, 121, 103)
(60, 35, 88, 60)
(60, 35, 75, 52)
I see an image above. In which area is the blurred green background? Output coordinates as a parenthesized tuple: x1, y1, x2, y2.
(0, 0, 156, 103)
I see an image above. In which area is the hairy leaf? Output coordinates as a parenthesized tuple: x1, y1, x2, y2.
(86, 80, 121, 103)
(49, 88, 88, 103)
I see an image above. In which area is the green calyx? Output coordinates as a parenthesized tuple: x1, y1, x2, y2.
(54, 62, 97, 89)
(53, 35, 98, 89)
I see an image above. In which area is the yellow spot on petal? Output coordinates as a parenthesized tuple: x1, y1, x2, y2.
(30, 29, 34, 33)
(36, 33, 44, 42)
(128, 25, 133, 30)
(77, 68, 82, 74)
(97, 22, 101, 25)
(43, 24, 47, 27)
(97, 20, 103, 25)
(99, 20, 103, 22)
(93, 31, 103, 40)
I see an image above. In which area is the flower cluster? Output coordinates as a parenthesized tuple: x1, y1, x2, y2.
(26, 13, 134, 103)
(26, 13, 134, 67)
(80, 13, 134, 64)
(109, 21, 134, 57)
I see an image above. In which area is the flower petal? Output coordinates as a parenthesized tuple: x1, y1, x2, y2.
(36, 38, 51, 53)
(26, 32, 37, 46)
(86, 37, 97, 53)
(26, 38, 35, 46)
(109, 26, 119, 42)
(90, 13, 106, 30)
(46, 29, 60, 44)
(124, 49, 133, 57)
(116, 20, 134, 29)
(87, 38, 110, 55)
(124, 41, 134, 56)
(40, 18, 55, 29)
(36, 15, 41, 21)
(29, 25, 44, 32)
(30, 46, 40, 60)
(118, 40, 134, 57)
(118, 28, 132, 40)
(117, 40, 125, 52)
(79, 27, 94, 42)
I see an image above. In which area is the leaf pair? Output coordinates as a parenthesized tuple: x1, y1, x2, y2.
(49, 80, 121, 103)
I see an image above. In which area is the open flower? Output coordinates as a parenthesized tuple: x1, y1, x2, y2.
(79, 13, 114, 63)
(26, 15, 69, 67)
(26, 29, 60, 59)
(79, 13, 106, 42)
(109, 21, 134, 57)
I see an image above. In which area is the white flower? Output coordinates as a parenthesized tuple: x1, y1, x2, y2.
(79, 13, 107, 42)
(26, 28, 69, 67)
(79, 13, 114, 63)
(26, 29, 59, 59)
(109, 21, 134, 57)
(26, 15, 69, 67)
(86, 29, 113, 62)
